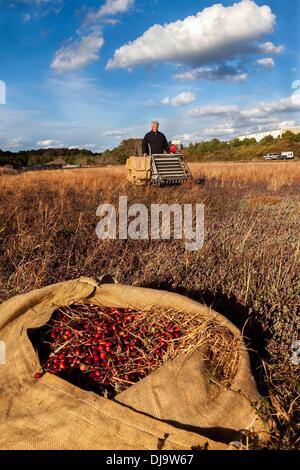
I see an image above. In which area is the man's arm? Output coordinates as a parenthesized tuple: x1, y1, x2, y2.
(142, 134, 149, 155)
(163, 134, 170, 153)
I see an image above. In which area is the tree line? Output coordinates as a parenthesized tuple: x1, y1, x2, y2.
(0, 147, 100, 169)
(1, 132, 299, 168)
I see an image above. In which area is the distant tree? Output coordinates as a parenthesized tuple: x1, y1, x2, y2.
(28, 154, 42, 166)
(242, 138, 256, 146)
(208, 138, 221, 151)
(260, 135, 274, 144)
(294, 132, 300, 142)
(100, 138, 143, 164)
(86, 156, 95, 165)
(282, 130, 296, 141)
(230, 138, 242, 148)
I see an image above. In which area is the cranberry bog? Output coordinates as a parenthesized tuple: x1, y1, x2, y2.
(0, 162, 299, 448)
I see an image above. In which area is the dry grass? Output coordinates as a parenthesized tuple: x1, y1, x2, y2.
(0, 162, 299, 448)
(191, 161, 300, 190)
(129, 305, 242, 393)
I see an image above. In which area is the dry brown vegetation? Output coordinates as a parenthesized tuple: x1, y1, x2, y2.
(0, 162, 299, 448)
(190, 161, 300, 189)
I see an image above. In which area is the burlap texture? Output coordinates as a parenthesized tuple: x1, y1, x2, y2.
(0, 277, 270, 450)
(126, 156, 151, 185)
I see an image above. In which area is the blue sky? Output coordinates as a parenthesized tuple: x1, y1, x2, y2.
(0, 0, 299, 151)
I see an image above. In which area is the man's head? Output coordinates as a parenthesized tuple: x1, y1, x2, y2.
(151, 120, 159, 133)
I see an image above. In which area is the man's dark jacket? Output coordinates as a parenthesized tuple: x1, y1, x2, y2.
(142, 131, 169, 155)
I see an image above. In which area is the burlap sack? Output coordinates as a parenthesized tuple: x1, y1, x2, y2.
(126, 156, 151, 185)
(0, 276, 270, 450)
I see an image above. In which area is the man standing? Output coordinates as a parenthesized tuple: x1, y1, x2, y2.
(142, 120, 169, 156)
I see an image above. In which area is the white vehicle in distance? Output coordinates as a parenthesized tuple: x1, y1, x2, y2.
(281, 151, 294, 160)
(263, 152, 281, 161)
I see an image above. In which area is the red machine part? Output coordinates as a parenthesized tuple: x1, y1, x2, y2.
(169, 144, 177, 154)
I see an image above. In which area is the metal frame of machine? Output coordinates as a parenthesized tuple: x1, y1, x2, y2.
(150, 153, 193, 186)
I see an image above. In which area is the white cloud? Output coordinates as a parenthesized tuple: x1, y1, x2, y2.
(0, 80, 6, 104)
(184, 92, 300, 141)
(0, 105, 142, 152)
(176, 131, 204, 142)
(177, 111, 299, 143)
(202, 125, 236, 137)
(103, 18, 120, 25)
(257, 41, 284, 54)
(203, 126, 236, 138)
(189, 94, 300, 121)
(161, 91, 196, 107)
(103, 129, 127, 137)
(16, 0, 62, 5)
(86, 0, 134, 22)
(51, 28, 104, 72)
(240, 94, 300, 118)
(278, 120, 297, 128)
(19, 1, 62, 3)
(174, 71, 200, 82)
(107, 0, 277, 70)
(176, 124, 237, 142)
(292, 80, 300, 89)
(189, 104, 239, 117)
(68, 144, 97, 150)
(144, 99, 155, 106)
(16, 0, 63, 18)
(5, 138, 24, 149)
(161, 97, 170, 105)
(174, 65, 249, 82)
(256, 57, 275, 69)
(22, 13, 32, 22)
(51, 1, 134, 72)
(37, 139, 62, 147)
